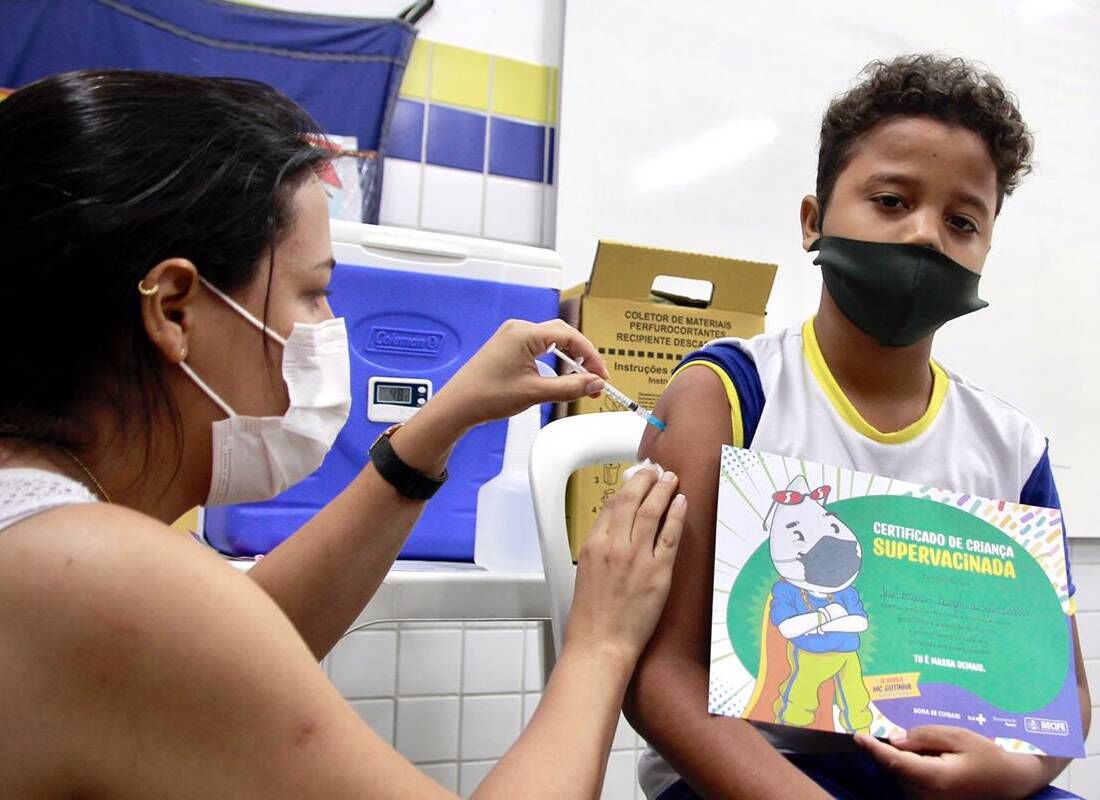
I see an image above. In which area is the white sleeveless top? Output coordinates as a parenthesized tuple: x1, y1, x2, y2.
(0, 468, 98, 532)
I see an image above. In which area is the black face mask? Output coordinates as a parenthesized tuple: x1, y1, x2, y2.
(798, 535, 861, 589)
(811, 236, 989, 347)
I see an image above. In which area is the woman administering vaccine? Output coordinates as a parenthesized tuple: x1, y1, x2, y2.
(0, 70, 685, 798)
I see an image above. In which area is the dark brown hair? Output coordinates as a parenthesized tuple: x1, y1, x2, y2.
(816, 54, 1033, 216)
(0, 70, 329, 457)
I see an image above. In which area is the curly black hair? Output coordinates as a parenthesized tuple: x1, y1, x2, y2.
(816, 54, 1033, 216)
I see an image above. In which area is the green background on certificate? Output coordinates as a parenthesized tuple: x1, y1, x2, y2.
(727, 495, 1069, 713)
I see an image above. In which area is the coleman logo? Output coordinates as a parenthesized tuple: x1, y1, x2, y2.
(368, 326, 444, 356)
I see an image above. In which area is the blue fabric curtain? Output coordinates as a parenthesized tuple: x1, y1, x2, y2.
(0, 0, 416, 222)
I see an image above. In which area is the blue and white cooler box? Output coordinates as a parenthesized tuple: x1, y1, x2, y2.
(203, 221, 561, 561)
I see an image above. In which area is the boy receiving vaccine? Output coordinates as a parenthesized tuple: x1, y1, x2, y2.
(626, 54, 1091, 800)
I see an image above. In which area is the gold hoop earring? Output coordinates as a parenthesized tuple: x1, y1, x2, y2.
(137, 280, 159, 297)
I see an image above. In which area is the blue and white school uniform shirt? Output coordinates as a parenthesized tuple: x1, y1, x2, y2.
(637, 317, 1077, 800)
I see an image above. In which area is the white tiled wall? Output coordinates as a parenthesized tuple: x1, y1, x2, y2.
(325, 619, 648, 799)
(376, 156, 422, 229)
(326, 538, 1100, 800)
(482, 175, 548, 245)
(380, 116, 556, 247)
(417, 162, 486, 238)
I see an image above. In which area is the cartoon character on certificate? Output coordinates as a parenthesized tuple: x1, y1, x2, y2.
(765, 476, 871, 733)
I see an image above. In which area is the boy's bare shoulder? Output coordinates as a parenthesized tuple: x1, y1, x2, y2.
(640, 365, 733, 469)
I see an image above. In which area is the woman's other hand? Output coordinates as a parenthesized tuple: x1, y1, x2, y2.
(566, 465, 686, 667)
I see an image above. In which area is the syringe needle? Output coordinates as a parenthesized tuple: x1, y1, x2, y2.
(548, 344, 666, 432)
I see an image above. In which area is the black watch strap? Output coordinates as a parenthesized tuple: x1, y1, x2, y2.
(369, 426, 448, 500)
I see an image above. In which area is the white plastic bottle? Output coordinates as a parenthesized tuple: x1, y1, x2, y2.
(474, 403, 544, 572)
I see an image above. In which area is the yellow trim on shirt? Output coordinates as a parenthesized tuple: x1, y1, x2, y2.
(671, 360, 744, 447)
(801, 318, 949, 445)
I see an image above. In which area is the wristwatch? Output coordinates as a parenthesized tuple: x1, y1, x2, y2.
(369, 424, 448, 500)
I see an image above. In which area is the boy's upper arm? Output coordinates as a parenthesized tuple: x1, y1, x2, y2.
(625, 363, 838, 800)
(0, 504, 450, 800)
(632, 364, 734, 682)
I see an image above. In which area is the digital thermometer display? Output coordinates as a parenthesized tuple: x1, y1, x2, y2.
(367, 377, 432, 423)
(376, 384, 413, 405)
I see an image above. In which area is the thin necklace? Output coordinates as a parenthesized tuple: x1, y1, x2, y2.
(61, 447, 112, 503)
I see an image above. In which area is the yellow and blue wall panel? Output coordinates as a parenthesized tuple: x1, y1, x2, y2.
(388, 40, 557, 186)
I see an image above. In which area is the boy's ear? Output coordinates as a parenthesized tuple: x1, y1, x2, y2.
(800, 195, 822, 251)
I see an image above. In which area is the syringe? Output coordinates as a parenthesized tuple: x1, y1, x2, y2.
(548, 344, 666, 432)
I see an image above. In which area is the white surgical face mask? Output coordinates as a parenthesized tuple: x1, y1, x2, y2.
(180, 277, 352, 507)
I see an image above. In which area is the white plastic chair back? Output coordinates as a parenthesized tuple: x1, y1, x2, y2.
(528, 411, 646, 660)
